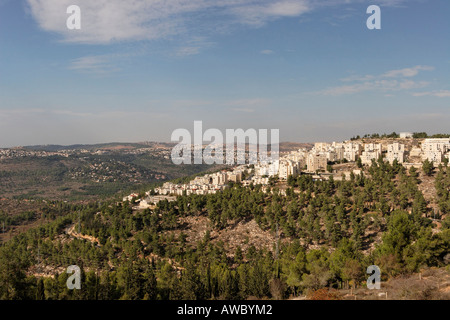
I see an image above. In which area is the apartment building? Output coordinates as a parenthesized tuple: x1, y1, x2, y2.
(307, 153, 327, 172)
(314, 142, 331, 153)
(344, 142, 362, 162)
(278, 160, 300, 180)
(421, 138, 450, 164)
(360, 143, 382, 165)
(386, 142, 405, 164)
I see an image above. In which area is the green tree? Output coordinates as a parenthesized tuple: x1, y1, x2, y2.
(356, 157, 363, 169)
(422, 159, 434, 176)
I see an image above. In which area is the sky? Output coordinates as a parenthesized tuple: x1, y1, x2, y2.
(0, 0, 449, 147)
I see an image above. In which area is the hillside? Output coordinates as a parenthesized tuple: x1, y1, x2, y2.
(0, 148, 216, 200)
(0, 159, 448, 300)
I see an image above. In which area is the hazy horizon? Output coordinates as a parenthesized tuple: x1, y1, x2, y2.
(4, 133, 449, 150)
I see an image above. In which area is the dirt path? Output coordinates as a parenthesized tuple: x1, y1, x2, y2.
(65, 224, 101, 246)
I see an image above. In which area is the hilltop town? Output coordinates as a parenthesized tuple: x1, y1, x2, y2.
(127, 133, 450, 205)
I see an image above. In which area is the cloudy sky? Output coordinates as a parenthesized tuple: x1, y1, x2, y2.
(0, 0, 449, 147)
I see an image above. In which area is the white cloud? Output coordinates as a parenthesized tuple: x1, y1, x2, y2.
(68, 55, 118, 74)
(26, 0, 313, 44)
(318, 65, 433, 96)
(340, 74, 375, 82)
(27, 0, 194, 44)
(67, 50, 143, 74)
(319, 80, 430, 96)
(261, 49, 274, 55)
(382, 65, 434, 78)
(174, 37, 215, 56)
(230, 1, 310, 26)
(341, 65, 434, 82)
(413, 90, 450, 98)
(25, 0, 418, 46)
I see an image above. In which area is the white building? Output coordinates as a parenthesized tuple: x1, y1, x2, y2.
(314, 142, 331, 153)
(386, 143, 405, 164)
(307, 153, 327, 172)
(333, 146, 345, 161)
(278, 160, 300, 180)
(343, 142, 361, 162)
(360, 144, 382, 165)
(123, 193, 139, 202)
(421, 138, 450, 164)
(400, 132, 414, 139)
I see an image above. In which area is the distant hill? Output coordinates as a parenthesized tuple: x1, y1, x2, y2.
(0, 146, 217, 200)
(278, 142, 313, 152)
(22, 141, 175, 152)
(20, 141, 312, 153)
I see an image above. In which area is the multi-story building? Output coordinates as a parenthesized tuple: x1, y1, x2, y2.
(343, 142, 361, 162)
(360, 143, 382, 165)
(285, 149, 307, 168)
(333, 145, 345, 161)
(307, 153, 327, 172)
(324, 151, 338, 162)
(421, 138, 450, 164)
(254, 161, 280, 177)
(386, 142, 405, 164)
(314, 142, 331, 153)
(278, 160, 300, 180)
(228, 172, 242, 183)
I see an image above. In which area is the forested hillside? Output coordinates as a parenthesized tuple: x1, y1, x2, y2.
(0, 153, 213, 200)
(0, 159, 449, 300)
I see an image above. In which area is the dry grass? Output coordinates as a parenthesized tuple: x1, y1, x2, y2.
(340, 268, 450, 300)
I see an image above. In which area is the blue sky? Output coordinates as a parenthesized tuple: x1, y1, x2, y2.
(0, 0, 449, 147)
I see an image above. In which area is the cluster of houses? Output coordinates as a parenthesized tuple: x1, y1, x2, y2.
(154, 167, 247, 196)
(0, 147, 71, 159)
(122, 136, 450, 205)
(250, 140, 376, 179)
(420, 138, 450, 164)
(251, 137, 450, 181)
(122, 192, 177, 209)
